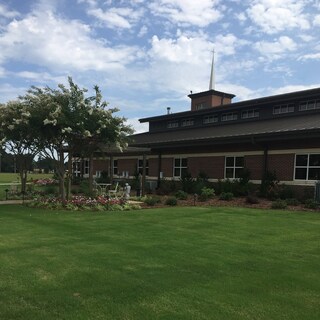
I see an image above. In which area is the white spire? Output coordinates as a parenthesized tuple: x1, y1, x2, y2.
(209, 49, 215, 90)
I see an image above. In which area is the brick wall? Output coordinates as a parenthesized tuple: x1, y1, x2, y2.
(188, 156, 224, 179)
(268, 154, 295, 181)
(245, 155, 264, 180)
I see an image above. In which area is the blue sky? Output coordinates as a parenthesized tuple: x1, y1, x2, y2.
(0, 0, 320, 132)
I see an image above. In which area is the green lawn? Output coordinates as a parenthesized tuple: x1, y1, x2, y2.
(0, 206, 319, 320)
(0, 173, 53, 200)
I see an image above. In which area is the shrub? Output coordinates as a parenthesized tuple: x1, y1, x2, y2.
(304, 199, 319, 209)
(219, 192, 233, 201)
(285, 198, 300, 206)
(165, 196, 177, 206)
(180, 172, 196, 194)
(278, 184, 295, 200)
(246, 194, 260, 204)
(260, 170, 279, 199)
(198, 187, 215, 201)
(43, 184, 57, 195)
(271, 199, 287, 209)
(144, 196, 161, 206)
(156, 179, 181, 195)
(175, 190, 188, 200)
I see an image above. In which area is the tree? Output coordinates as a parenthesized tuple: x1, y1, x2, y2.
(0, 101, 36, 192)
(20, 77, 133, 201)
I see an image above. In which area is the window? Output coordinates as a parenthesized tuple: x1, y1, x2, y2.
(221, 112, 238, 121)
(273, 104, 294, 114)
(137, 159, 149, 176)
(84, 159, 90, 175)
(113, 159, 118, 175)
(72, 160, 81, 177)
(203, 115, 218, 124)
(167, 121, 179, 128)
(225, 156, 244, 179)
(295, 154, 320, 180)
(174, 158, 188, 178)
(181, 118, 194, 127)
(196, 103, 207, 110)
(299, 100, 320, 111)
(241, 109, 259, 119)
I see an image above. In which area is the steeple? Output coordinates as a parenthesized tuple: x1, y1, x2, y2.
(209, 49, 215, 90)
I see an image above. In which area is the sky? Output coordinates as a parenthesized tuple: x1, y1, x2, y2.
(0, 0, 320, 133)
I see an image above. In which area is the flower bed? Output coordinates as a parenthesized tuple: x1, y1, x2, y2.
(28, 195, 141, 211)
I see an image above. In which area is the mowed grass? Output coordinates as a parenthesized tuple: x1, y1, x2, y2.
(0, 173, 53, 200)
(0, 206, 319, 320)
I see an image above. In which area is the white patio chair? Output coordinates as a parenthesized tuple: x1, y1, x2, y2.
(108, 182, 119, 198)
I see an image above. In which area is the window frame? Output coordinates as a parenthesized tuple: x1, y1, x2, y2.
(294, 153, 320, 181)
(113, 159, 118, 175)
(299, 100, 320, 111)
(241, 109, 259, 119)
(137, 159, 149, 176)
(224, 156, 244, 179)
(181, 118, 194, 127)
(203, 115, 218, 124)
(221, 112, 238, 122)
(167, 121, 179, 129)
(273, 104, 295, 115)
(173, 158, 188, 178)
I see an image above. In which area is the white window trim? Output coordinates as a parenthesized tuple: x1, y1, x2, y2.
(173, 158, 188, 178)
(225, 156, 244, 179)
(294, 153, 320, 181)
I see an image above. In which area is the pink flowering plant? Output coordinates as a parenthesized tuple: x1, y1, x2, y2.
(33, 178, 58, 186)
(28, 195, 140, 211)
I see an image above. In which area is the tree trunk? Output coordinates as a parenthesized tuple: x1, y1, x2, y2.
(89, 153, 94, 195)
(66, 152, 72, 200)
(58, 149, 66, 203)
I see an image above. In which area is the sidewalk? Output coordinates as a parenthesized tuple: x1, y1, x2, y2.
(0, 200, 31, 205)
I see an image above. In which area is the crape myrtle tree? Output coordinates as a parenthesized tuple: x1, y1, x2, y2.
(20, 77, 133, 201)
(77, 85, 133, 194)
(0, 101, 37, 193)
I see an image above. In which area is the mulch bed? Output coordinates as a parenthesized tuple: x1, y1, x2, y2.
(141, 195, 319, 212)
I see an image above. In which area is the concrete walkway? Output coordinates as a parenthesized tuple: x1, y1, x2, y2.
(0, 200, 31, 205)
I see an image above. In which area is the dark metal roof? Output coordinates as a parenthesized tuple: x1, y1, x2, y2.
(140, 87, 320, 123)
(131, 113, 320, 148)
(187, 89, 236, 99)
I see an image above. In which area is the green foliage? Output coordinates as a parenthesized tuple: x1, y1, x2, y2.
(198, 187, 215, 202)
(144, 196, 161, 206)
(180, 172, 195, 193)
(219, 192, 234, 201)
(304, 199, 319, 209)
(246, 194, 260, 204)
(156, 179, 180, 195)
(165, 196, 178, 206)
(260, 170, 279, 198)
(175, 190, 188, 200)
(285, 198, 300, 206)
(271, 199, 288, 209)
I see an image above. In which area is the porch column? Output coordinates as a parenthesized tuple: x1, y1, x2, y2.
(142, 153, 147, 196)
(110, 155, 113, 184)
(157, 153, 162, 188)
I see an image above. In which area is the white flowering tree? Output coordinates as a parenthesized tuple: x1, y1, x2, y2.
(76, 85, 133, 193)
(0, 101, 36, 192)
(20, 77, 133, 201)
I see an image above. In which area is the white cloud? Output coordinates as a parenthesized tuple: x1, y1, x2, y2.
(254, 36, 297, 58)
(0, 10, 143, 72)
(148, 0, 222, 27)
(314, 14, 320, 26)
(270, 84, 320, 95)
(299, 53, 320, 60)
(87, 7, 144, 29)
(149, 34, 211, 64)
(126, 118, 148, 133)
(138, 25, 148, 37)
(0, 3, 20, 18)
(247, 0, 310, 34)
(0, 83, 26, 103)
(214, 34, 248, 56)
